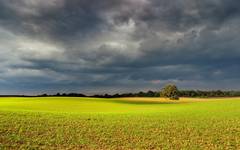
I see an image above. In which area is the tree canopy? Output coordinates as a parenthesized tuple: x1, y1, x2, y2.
(160, 84, 179, 100)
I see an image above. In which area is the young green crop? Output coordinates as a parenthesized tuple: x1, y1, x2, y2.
(0, 97, 240, 149)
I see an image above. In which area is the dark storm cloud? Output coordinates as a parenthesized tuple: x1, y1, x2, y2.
(0, 0, 240, 94)
(0, 0, 139, 41)
(0, 0, 102, 40)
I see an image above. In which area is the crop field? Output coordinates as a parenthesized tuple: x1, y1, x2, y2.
(0, 97, 240, 149)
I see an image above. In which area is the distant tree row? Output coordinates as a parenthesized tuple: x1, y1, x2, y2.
(91, 91, 160, 98)
(179, 90, 240, 98)
(39, 93, 86, 97)
(37, 84, 240, 99)
(92, 85, 240, 99)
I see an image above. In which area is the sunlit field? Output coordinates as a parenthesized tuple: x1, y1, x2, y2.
(0, 97, 240, 149)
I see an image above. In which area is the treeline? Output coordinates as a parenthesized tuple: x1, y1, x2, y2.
(179, 90, 240, 98)
(37, 91, 160, 98)
(38, 93, 87, 97)
(92, 90, 240, 98)
(91, 91, 160, 98)
(37, 90, 240, 98)
(0, 90, 240, 98)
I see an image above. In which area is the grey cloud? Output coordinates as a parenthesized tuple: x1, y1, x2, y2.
(0, 0, 240, 94)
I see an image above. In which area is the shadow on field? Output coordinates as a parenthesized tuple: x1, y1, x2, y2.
(107, 99, 181, 105)
(79, 97, 188, 105)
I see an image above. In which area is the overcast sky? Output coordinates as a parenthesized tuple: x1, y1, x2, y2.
(0, 0, 240, 94)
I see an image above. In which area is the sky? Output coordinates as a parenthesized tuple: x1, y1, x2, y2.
(0, 0, 240, 95)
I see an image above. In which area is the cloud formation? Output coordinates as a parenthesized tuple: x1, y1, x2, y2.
(0, 0, 240, 94)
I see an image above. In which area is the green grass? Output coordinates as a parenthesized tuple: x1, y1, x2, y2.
(0, 97, 240, 149)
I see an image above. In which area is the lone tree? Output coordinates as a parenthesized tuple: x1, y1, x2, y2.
(161, 84, 179, 100)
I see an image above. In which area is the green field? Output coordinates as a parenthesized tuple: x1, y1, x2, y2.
(0, 97, 240, 149)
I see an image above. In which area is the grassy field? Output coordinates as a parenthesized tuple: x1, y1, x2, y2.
(0, 97, 240, 149)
